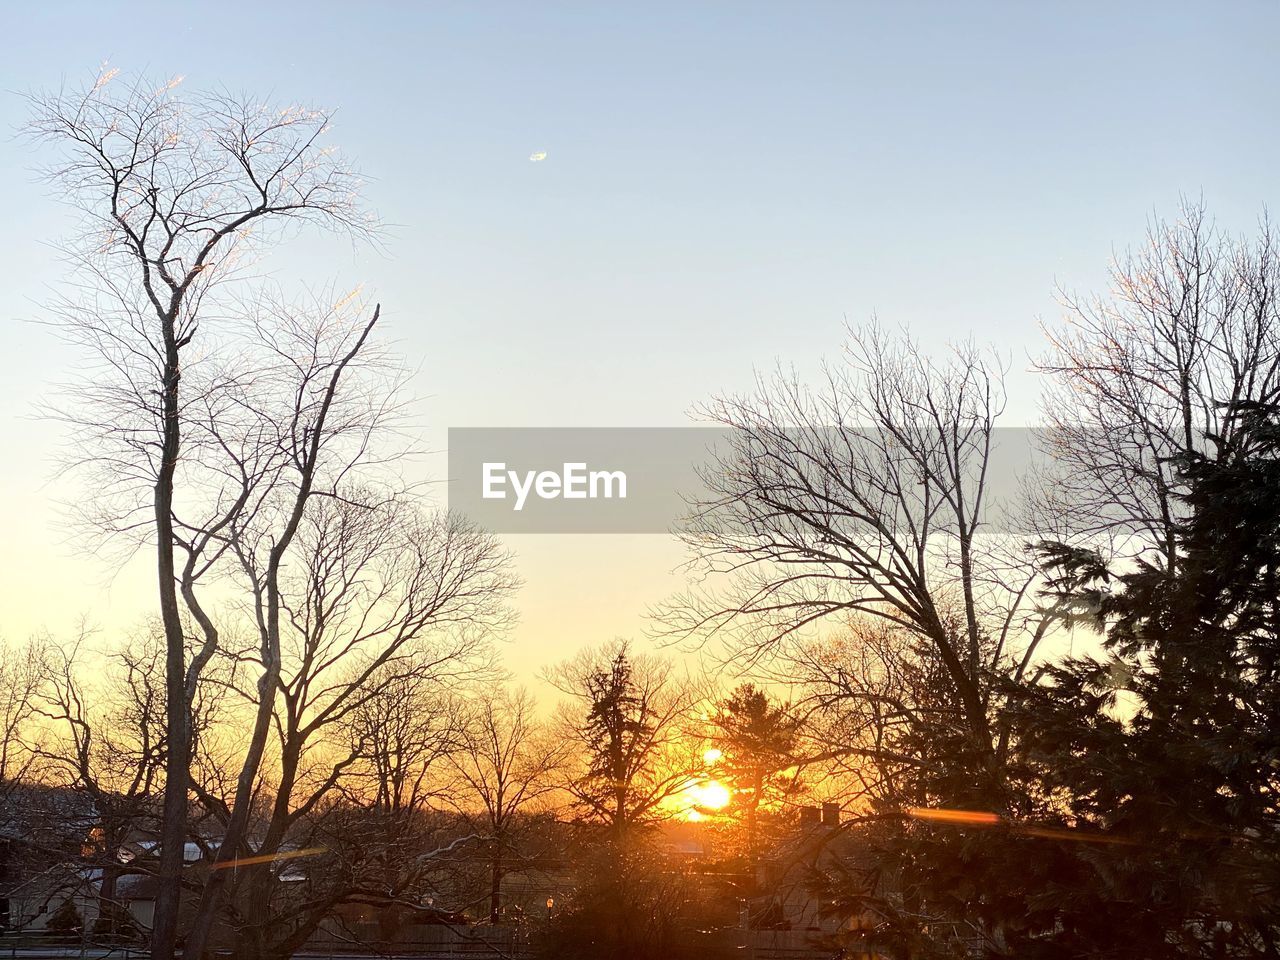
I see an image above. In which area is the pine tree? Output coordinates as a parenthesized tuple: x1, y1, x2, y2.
(1022, 401, 1280, 958)
(708, 684, 802, 871)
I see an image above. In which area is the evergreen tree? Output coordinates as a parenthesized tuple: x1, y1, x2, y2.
(1021, 401, 1280, 958)
(708, 683, 802, 869)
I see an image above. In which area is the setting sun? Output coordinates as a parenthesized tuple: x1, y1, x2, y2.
(689, 780, 732, 811)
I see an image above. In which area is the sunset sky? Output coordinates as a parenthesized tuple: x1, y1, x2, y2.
(3, 1, 1278, 680)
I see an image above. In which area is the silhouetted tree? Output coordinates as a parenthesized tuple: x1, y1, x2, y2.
(0, 637, 44, 795)
(1039, 200, 1280, 574)
(706, 683, 801, 872)
(662, 326, 1065, 953)
(449, 687, 566, 923)
(549, 642, 700, 845)
(536, 843, 735, 960)
(29, 69, 374, 960)
(1020, 400, 1280, 959)
(189, 499, 513, 960)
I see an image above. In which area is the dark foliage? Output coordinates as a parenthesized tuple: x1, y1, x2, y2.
(534, 842, 737, 960)
(1014, 401, 1280, 958)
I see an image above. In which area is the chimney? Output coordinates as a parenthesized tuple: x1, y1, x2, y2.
(799, 805, 820, 829)
(821, 802, 840, 828)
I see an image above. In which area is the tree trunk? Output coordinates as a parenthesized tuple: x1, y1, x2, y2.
(95, 865, 121, 938)
(489, 841, 502, 924)
(151, 317, 187, 960)
(181, 311, 375, 960)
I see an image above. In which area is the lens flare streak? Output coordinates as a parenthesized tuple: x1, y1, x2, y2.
(207, 846, 328, 871)
(907, 808, 1141, 845)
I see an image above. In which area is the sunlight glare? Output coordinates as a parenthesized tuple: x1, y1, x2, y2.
(692, 780, 731, 810)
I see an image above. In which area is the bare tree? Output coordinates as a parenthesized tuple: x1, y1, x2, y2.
(344, 667, 467, 820)
(661, 325, 1057, 806)
(334, 663, 473, 937)
(32, 628, 227, 939)
(777, 618, 924, 810)
(0, 636, 48, 930)
(186, 491, 514, 960)
(28, 69, 373, 960)
(448, 687, 566, 923)
(0, 637, 45, 794)
(1040, 200, 1280, 569)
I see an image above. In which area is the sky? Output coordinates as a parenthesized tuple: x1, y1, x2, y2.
(2, 1, 1279, 679)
